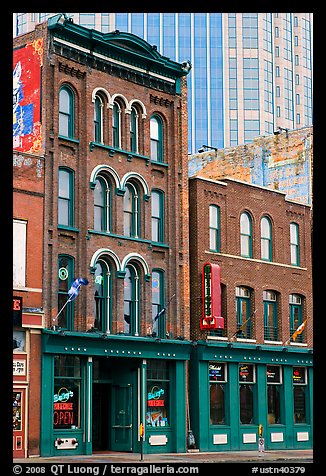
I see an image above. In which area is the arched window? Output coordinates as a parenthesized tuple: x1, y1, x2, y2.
(112, 101, 121, 148)
(236, 286, 252, 339)
(94, 259, 112, 333)
(261, 216, 272, 261)
(123, 264, 140, 335)
(130, 106, 139, 153)
(59, 86, 74, 138)
(94, 94, 104, 143)
(290, 222, 300, 266)
(263, 290, 278, 341)
(58, 167, 74, 228)
(123, 182, 140, 238)
(240, 212, 252, 258)
(209, 205, 220, 252)
(94, 176, 111, 232)
(152, 269, 165, 338)
(150, 115, 163, 162)
(151, 189, 164, 243)
(57, 255, 75, 330)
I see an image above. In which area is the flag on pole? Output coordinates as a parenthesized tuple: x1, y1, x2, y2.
(291, 319, 307, 341)
(68, 277, 89, 301)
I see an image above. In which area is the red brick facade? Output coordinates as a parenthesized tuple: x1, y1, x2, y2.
(189, 177, 313, 347)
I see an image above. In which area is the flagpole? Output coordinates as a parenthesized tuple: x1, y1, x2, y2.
(230, 309, 257, 341)
(51, 283, 82, 330)
(283, 319, 307, 346)
(151, 293, 176, 335)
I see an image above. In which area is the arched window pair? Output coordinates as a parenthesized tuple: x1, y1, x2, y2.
(59, 85, 165, 161)
(93, 174, 165, 243)
(94, 94, 139, 152)
(93, 259, 166, 337)
(57, 253, 165, 337)
(92, 258, 143, 335)
(240, 212, 273, 261)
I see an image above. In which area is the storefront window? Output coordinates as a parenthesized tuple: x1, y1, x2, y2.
(53, 356, 81, 430)
(293, 367, 307, 423)
(209, 362, 226, 425)
(146, 360, 169, 428)
(13, 392, 22, 431)
(267, 365, 282, 424)
(239, 364, 255, 424)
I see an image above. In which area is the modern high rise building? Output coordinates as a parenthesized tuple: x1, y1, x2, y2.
(13, 13, 313, 153)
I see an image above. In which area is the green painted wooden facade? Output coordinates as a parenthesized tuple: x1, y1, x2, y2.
(40, 330, 191, 456)
(189, 340, 313, 451)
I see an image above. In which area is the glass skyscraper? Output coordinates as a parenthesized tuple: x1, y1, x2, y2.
(14, 13, 313, 153)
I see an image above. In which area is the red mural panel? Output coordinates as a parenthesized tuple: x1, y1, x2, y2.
(13, 39, 43, 154)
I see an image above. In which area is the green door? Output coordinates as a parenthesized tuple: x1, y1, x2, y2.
(111, 384, 133, 451)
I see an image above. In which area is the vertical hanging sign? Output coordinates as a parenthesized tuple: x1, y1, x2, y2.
(200, 262, 224, 329)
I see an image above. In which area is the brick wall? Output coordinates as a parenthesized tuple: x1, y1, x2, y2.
(189, 176, 313, 347)
(35, 24, 191, 339)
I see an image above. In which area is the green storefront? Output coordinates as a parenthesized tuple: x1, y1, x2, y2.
(40, 330, 191, 456)
(189, 341, 313, 451)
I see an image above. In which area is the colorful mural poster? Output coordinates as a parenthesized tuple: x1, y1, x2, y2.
(13, 39, 43, 154)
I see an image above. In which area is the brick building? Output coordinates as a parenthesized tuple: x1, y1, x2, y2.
(13, 154, 45, 458)
(13, 34, 45, 458)
(188, 176, 313, 451)
(13, 14, 191, 456)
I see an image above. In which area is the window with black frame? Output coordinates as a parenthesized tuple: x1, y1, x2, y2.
(209, 362, 226, 425)
(266, 365, 282, 424)
(239, 363, 255, 424)
(53, 356, 81, 430)
(146, 360, 170, 428)
(293, 367, 307, 424)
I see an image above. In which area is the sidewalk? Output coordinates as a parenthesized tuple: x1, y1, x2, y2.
(13, 448, 313, 464)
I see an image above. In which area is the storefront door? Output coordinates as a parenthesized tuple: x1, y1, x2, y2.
(111, 384, 133, 452)
(13, 389, 26, 458)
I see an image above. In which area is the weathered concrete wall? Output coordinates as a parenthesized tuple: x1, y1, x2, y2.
(188, 126, 313, 205)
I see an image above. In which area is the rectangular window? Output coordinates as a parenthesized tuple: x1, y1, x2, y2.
(53, 356, 81, 429)
(209, 362, 227, 425)
(239, 364, 255, 424)
(151, 191, 164, 243)
(13, 219, 27, 288)
(267, 365, 282, 424)
(146, 360, 170, 428)
(293, 367, 307, 423)
(209, 205, 220, 251)
(290, 223, 300, 266)
(58, 168, 74, 227)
